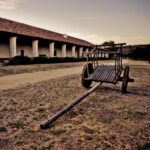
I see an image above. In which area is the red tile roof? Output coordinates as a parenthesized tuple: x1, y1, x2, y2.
(0, 17, 93, 47)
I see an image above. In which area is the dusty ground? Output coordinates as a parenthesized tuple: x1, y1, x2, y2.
(0, 62, 85, 77)
(0, 66, 84, 90)
(0, 60, 116, 90)
(0, 60, 150, 150)
(0, 60, 114, 77)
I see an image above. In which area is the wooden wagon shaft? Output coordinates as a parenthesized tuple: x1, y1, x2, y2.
(40, 82, 102, 129)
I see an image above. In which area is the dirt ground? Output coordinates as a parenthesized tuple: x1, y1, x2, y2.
(0, 60, 150, 150)
(0, 66, 84, 90)
(0, 60, 116, 90)
(0, 62, 85, 77)
(0, 60, 114, 77)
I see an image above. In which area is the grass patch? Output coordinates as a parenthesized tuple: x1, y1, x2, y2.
(50, 128, 66, 135)
(10, 121, 24, 129)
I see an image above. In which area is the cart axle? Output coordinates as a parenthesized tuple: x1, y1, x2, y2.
(118, 77, 134, 82)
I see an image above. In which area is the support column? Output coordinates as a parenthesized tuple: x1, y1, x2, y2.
(79, 47, 83, 57)
(72, 46, 76, 57)
(86, 48, 89, 53)
(103, 53, 105, 58)
(32, 40, 39, 57)
(10, 36, 17, 58)
(49, 42, 55, 57)
(105, 53, 108, 58)
(62, 44, 66, 57)
(99, 53, 101, 58)
(85, 48, 89, 58)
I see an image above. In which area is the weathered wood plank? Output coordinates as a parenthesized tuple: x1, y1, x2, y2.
(90, 65, 123, 84)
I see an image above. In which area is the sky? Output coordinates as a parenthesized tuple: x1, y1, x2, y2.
(0, 0, 150, 45)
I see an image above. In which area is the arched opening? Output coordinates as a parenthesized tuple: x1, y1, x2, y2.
(21, 49, 24, 56)
(54, 50, 57, 57)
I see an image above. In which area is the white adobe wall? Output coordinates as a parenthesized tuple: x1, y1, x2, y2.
(0, 43, 10, 58)
(66, 49, 72, 57)
(39, 47, 49, 57)
(17, 45, 32, 57)
(55, 48, 62, 57)
(75, 50, 79, 57)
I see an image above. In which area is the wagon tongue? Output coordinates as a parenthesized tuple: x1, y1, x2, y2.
(40, 82, 102, 129)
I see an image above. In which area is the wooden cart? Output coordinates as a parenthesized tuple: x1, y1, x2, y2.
(40, 43, 135, 129)
(82, 43, 134, 93)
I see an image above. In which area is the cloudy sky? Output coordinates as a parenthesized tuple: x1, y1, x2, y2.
(0, 0, 150, 45)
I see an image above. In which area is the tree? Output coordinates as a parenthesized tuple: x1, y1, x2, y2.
(102, 40, 115, 47)
(102, 40, 117, 51)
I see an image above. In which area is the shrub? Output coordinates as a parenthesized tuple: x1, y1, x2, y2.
(64, 57, 79, 62)
(32, 56, 49, 64)
(48, 57, 64, 63)
(9, 56, 31, 65)
(79, 57, 87, 61)
(128, 45, 150, 60)
(48, 57, 87, 63)
(8, 56, 110, 65)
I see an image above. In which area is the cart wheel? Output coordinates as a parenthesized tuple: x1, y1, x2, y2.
(82, 63, 94, 88)
(122, 66, 129, 93)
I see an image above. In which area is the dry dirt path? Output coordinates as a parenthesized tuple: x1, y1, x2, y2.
(0, 60, 129, 90)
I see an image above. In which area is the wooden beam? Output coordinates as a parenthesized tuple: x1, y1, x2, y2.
(40, 82, 102, 129)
